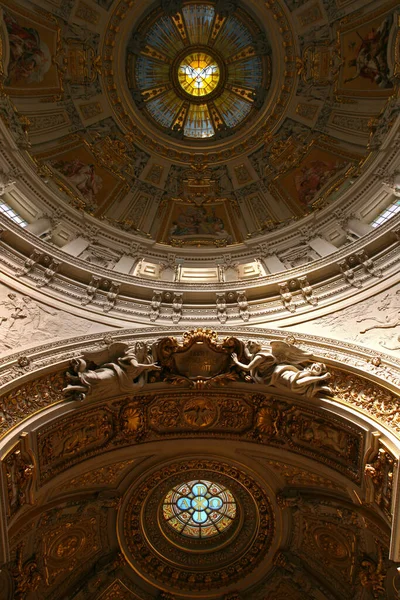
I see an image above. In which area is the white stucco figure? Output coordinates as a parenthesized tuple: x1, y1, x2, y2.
(231, 340, 331, 398)
(63, 342, 160, 399)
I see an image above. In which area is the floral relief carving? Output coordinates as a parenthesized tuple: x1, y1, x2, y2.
(0, 372, 64, 438)
(52, 459, 136, 496)
(365, 446, 396, 521)
(2, 434, 35, 518)
(331, 368, 400, 436)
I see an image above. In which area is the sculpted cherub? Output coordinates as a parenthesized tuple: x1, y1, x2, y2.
(231, 340, 331, 398)
(63, 341, 160, 399)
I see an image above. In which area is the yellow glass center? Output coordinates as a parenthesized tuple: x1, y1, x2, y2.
(178, 52, 220, 97)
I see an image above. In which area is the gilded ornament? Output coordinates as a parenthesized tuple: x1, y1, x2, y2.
(365, 447, 396, 520)
(120, 460, 275, 592)
(120, 403, 143, 435)
(182, 397, 218, 428)
(3, 435, 35, 518)
(0, 372, 64, 439)
(331, 368, 400, 437)
(10, 545, 41, 600)
(359, 543, 386, 599)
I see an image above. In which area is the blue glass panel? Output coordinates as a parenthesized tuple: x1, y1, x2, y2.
(177, 497, 191, 510)
(228, 56, 263, 88)
(135, 56, 169, 89)
(163, 480, 236, 538)
(209, 497, 223, 510)
(214, 90, 252, 128)
(182, 4, 215, 45)
(193, 510, 208, 523)
(214, 15, 253, 58)
(145, 16, 185, 58)
(146, 90, 181, 128)
(184, 104, 215, 138)
(192, 483, 207, 496)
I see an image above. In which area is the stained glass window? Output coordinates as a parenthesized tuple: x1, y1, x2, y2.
(178, 53, 220, 98)
(163, 480, 236, 538)
(128, 2, 271, 139)
(184, 103, 215, 138)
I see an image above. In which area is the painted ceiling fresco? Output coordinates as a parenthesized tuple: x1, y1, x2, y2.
(0, 0, 399, 247)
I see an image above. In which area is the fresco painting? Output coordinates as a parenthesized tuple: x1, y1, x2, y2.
(43, 144, 123, 214)
(339, 12, 395, 95)
(3, 7, 61, 94)
(163, 202, 239, 245)
(278, 147, 350, 207)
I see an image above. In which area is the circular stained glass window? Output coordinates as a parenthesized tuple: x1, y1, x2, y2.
(162, 480, 237, 538)
(127, 2, 271, 139)
(178, 53, 220, 97)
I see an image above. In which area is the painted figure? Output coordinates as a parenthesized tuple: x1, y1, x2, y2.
(51, 159, 102, 204)
(169, 205, 232, 242)
(4, 11, 51, 85)
(344, 15, 393, 89)
(295, 159, 345, 205)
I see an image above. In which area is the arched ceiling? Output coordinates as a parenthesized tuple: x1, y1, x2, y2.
(1, 328, 400, 599)
(0, 0, 399, 248)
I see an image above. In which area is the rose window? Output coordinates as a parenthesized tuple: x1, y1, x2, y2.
(162, 480, 237, 538)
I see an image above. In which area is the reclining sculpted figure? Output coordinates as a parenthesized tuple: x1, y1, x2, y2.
(231, 340, 331, 398)
(63, 342, 160, 399)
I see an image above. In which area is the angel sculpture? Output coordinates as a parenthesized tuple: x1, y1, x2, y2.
(231, 340, 331, 398)
(63, 342, 160, 399)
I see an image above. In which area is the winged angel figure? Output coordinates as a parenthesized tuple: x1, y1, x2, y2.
(231, 340, 331, 398)
(63, 342, 160, 399)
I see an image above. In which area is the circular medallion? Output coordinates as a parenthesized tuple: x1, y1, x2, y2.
(182, 397, 218, 428)
(118, 460, 275, 592)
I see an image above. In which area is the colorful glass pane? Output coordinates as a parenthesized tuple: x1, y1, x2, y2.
(178, 53, 220, 97)
(184, 104, 214, 138)
(213, 15, 253, 58)
(213, 90, 252, 128)
(228, 56, 263, 88)
(146, 90, 182, 128)
(131, 2, 271, 138)
(135, 56, 169, 89)
(182, 4, 215, 46)
(145, 15, 185, 58)
(162, 479, 237, 538)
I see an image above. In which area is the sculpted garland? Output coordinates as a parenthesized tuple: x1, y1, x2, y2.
(63, 330, 332, 400)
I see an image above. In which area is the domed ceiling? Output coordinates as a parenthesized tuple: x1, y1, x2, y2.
(0, 0, 399, 248)
(127, 3, 271, 140)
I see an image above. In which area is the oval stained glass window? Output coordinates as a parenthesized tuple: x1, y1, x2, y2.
(162, 480, 237, 538)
